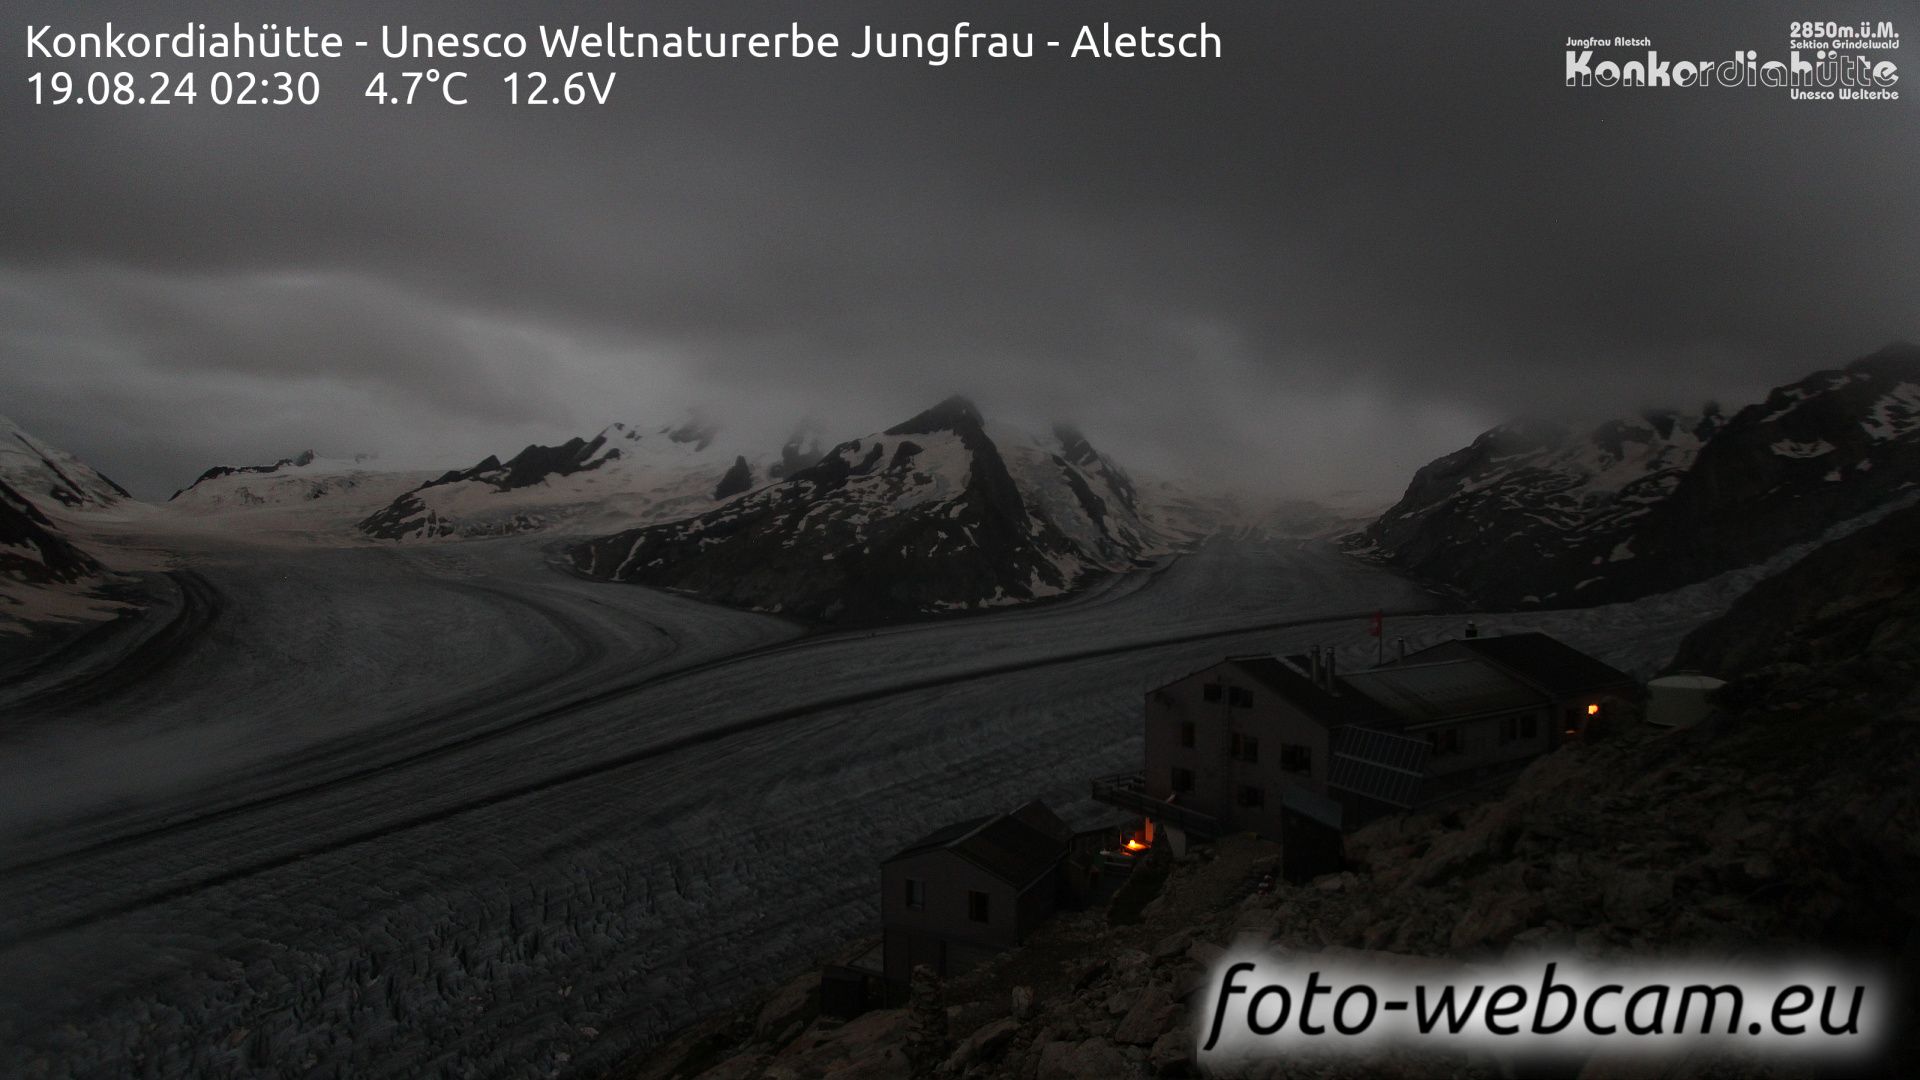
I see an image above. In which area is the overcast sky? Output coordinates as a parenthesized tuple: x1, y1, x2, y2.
(2, 0, 1916, 499)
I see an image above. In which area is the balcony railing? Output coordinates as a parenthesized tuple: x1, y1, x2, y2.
(1089, 771, 1220, 838)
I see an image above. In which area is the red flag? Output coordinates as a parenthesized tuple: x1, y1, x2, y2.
(1368, 610, 1383, 637)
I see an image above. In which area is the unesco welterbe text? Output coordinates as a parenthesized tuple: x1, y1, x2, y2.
(25, 20, 1224, 66)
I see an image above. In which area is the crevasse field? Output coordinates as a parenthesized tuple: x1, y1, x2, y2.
(0, 529, 1722, 1078)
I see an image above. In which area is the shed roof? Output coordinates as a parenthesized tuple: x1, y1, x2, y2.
(884, 799, 1070, 889)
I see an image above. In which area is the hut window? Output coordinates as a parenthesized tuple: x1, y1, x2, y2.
(904, 879, 925, 910)
(1203, 684, 1223, 702)
(1500, 716, 1543, 743)
(1230, 733, 1259, 762)
(1281, 744, 1312, 774)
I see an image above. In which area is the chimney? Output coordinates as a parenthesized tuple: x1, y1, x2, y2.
(1309, 645, 1322, 687)
(1325, 651, 1337, 692)
(1465, 620, 1479, 639)
(1397, 637, 1407, 662)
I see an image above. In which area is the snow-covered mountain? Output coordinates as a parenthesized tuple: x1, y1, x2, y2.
(169, 450, 437, 523)
(1, 415, 131, 512)
(1349, 342, 1920, 608)
(0, 420, 130, 633)
(567, 397, 1172, 623)
(994, 422, 1156, 567)
(357, 415, 813, 541)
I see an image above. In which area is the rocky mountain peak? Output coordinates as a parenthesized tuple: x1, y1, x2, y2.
(885, 395, 986, 438)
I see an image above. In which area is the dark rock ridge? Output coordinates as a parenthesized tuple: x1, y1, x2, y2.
(1669, 499, 1920, 693)
(1, 478, 102, 585)
(1350, 342, 1920, 608)
(170, 450, 316, 499)
(769, 424, 828, 479)
(713, 456, 755, 500)
(435, 437, 615, 494)
(568, 397, 1134, 624)
(357, 433, 625, 539)
(1608, 343, 1920, 599)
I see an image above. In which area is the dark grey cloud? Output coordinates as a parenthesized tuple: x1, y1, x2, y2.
(2, 0, 1915, 498)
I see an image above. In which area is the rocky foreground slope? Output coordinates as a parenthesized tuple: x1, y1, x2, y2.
(1350, 343, 1920, 609)
(626, 505, 1920, 1079)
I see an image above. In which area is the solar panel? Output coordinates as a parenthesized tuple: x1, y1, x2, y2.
(1327, 726, 1431, 808)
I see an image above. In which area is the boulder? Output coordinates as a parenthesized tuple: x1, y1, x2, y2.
(755, 974, 814, 1040)
(1147, 1027, 1194, 1075)
(939, 1017, 1018, 1073)
(695, 1052, 773, 1080)
(820, 1046, 912, 1079)
(1184, 941, 1224, 969)
(1113, 986, 1177, 1046)
(1601, 869, 1674, 928)
(1038, 1038, 1137, 1080)
(1150, 930, 1194, 962)
(1449, 890, 1547, 953)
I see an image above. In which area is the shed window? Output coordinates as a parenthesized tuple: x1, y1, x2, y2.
(1280, 744, 1312, 774)
(1228, 686, 1254, 708)
(967, 890, 990, 923)
(904, 878, 925, 910)
(1203, 684, 1223, 702)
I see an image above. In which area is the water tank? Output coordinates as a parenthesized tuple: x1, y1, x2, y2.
(1646, 674, 1726, 727)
